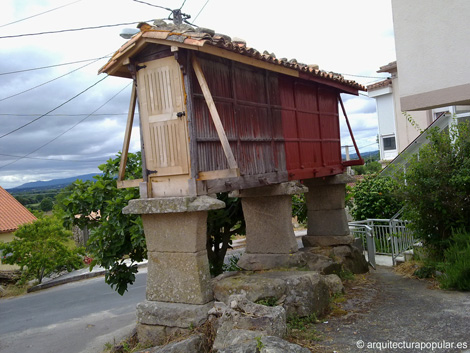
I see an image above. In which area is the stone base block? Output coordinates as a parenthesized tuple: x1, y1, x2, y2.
(237, 252, 307, 271)
(242, 195, 298, 254)
(307, 209, 349, 236)
(147, 251, 213, 304)
(137, 300, 214, 328)
(142, 211, 207, 253)
(304, 183, 346, 210)
(136, 323, 191, 347)
(302, 235, 354, 247)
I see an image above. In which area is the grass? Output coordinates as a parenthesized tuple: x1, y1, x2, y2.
(0, 282, 32, 299)
(286, 313, 322, 348)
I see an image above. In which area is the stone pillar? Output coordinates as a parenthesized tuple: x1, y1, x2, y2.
(235, 182, 308, 271)
(302, 174, 354, 247)
(122, 195, 225, 345)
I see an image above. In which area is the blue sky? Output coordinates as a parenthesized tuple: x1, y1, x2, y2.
(0, 0, 395, 188)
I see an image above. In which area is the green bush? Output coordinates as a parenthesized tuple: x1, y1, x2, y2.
(350, 175, 403, 221)
(0, 216, 84, 284)
(396, 121, 470, 259)
(439, 229, 470, 291)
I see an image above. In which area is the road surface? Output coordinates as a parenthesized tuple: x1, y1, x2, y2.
(0, 269, 147, 353)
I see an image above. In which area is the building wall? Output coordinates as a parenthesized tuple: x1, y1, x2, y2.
(0, 231, 19, 271)
(392, 0, 470, 110)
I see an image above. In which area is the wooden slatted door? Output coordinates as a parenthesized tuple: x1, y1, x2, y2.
(137, 56, 189, 177)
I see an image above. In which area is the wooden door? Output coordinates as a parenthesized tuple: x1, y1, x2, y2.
(137, 56, 189, 177)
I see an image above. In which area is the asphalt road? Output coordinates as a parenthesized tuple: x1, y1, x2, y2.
(0, 269, 147, 353)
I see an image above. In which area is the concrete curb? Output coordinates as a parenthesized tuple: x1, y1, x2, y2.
(27, 262, 148, 293)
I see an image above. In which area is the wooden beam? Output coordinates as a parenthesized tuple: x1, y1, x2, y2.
(198, 168, 240, 181)
(117, 179, 144, 189)
(191, 55, 238, 170)
(118, 82, 137, 182)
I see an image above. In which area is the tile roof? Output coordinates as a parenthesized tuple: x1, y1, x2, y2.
(0, 187, 37, 233)
(377, 61, 397, 73)
(366, 78, 392, 91)
(100, 21, 365, 92)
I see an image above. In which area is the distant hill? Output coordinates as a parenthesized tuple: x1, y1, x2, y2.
(8, 173, 99, 193)
(342, 150, 379, 161)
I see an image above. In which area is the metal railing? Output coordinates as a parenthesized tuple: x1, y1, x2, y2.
(349, 214, 415, 266)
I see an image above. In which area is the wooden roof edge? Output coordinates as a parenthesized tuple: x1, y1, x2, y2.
(99, 33, 364, 93)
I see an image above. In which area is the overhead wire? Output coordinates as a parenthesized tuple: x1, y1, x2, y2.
(0, 21, 153, 40)
(0, 153, 110, 163)
(0, 75, 109, 139)
(131, 0, 172, 11)
(0, 56, 112, 76)
(0, 55, 110, 102)
(0, 81, 132, 169)
(0, 113, 129, 117)
(0, 0, 83, 28)
(193, 0, 210, 23)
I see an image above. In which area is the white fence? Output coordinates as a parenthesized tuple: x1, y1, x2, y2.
(349, 216, 415, 267)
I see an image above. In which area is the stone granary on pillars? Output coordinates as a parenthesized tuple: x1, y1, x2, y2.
(99, 19, 366, 344)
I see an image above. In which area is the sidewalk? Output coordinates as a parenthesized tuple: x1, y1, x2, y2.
(27, 259, 148, 293)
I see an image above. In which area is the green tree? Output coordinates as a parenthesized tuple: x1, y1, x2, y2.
(59, 152, 145, 295)
(396, 122, 470, 259)
(351, 174, 403, 221)
(207, 193, 245, 276)
(40, 197, 54, 212)
(0, 216, 84, 284)
(59, 151, 247, 293)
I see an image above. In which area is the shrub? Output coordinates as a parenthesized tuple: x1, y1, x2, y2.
(350, 175, 403, 221)
(439, 229, 470, 291)
(0, 216, 84, 284)
(396, 121, 470, 259)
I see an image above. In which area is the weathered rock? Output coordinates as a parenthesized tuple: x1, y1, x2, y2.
(302, 235, 354, 247)
(213, 271, 330, 318)
(211, 295, 286, 351)
(322, 274, 344, 295)
(137, 301, 214, 328)
(136, 324, 190, 347)
(219, 336, 311, 353)
(135, 334, 207, 353)
(300, 249, 342, 274)
(237, 253, 307, 271)
(331, 245, 369, 274)
(213, 274, 286, 303)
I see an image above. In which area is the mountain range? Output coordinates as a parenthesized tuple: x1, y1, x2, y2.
(8, 173, 99, 193)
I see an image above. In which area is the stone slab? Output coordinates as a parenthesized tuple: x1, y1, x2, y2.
(302, 174, 354, 186)
(136, 324, 191, 347)
(137, 300, 214, 328)
(302, 235, 354, 247)
(242, 195, 298, 254)
(147, 251, 213, 304)
(233, 181, 308, 198)
(142, 211, 207, 253)
(123, 195, 225, 215)
(237, 252, 307, 271)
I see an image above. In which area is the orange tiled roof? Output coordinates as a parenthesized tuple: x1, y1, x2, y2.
(366, 78, 392, 91)
(100, 21, 365, 92)
(0, 187, 37, 233)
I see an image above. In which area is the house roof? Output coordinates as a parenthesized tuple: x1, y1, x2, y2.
(377, 61, 397, 74)
(366, 78, 392, 91)
(0, 187, 37, 234)
(99, 21, 365, 93)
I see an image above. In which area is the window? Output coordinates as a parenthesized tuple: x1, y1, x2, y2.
(383, 136, 396, 151)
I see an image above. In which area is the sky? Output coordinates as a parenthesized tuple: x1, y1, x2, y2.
(0, 0, 396, 189)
